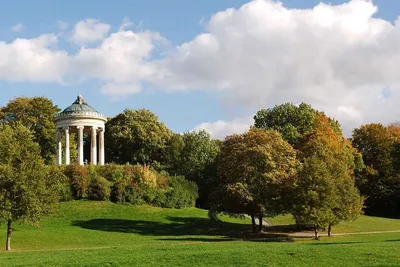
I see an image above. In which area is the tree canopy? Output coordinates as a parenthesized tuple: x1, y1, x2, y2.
(209, 128, 299, 232)
(0, 96, 60, 164)
(253, 102, 341, 146)
(351, 123, 400, 217)
(105, 109, 173, 165)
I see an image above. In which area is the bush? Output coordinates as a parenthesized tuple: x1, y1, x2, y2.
(47, 165, 72, 201)
(64, 164, 89, 199)
(88, 174, 111, 201)
(110, 177, 144, 205)
(164, 176, 198, 208)
(98, 164, 124, 183)
(62, 164, 198, 209)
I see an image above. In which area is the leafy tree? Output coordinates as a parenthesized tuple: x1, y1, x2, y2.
(166, 130, 220, 207)
(351, 123, 400, 217)
(293, 115, 363, 238)
(0, 123, 60, 251)
(253, 102, 341, 146)
(210, 128, 299, 232)
(105, 109, 173, 165)
(0, 96, 60, 164)
(253, 103, 317, 146)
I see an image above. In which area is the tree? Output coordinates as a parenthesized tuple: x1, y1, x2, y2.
(351, 123, 400, 217)
(253, 102, 341, 147)
(105, 109, 173, 165)
(209, 128, 299, 232)
(0, 123, 60, 251)
(166, 130, 220, 207)
(0, 97, 60, 164)
(293, 115, 363, 239)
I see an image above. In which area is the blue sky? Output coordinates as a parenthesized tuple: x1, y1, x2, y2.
(1, 0, 400, 138)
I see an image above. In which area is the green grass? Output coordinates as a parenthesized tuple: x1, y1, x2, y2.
(265, 213, 400, 233)
(1, 201, 400, 266)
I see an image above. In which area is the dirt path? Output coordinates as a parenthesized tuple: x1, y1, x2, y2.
(288, 229, 400, 238)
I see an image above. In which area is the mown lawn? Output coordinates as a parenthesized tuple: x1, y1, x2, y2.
(1, 201, 400, 266)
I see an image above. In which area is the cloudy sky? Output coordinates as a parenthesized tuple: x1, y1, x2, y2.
(1, 0, 399, 139)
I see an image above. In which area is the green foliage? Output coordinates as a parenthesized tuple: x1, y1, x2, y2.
(105, 109, 173, 165)
(253, 102, 317, 146)
(0, 96, 60, 164)
(88, 175, 111, 201)
(0, 123, 61, 249)
(351, 123, 400, 217)
(163, 176, 199, 208)
(47, 165, 72, 201)
(210, 128, 299, 221)
(293, 115, 363, 231)
(64, 164, 90, 199)
(165, 130, 220, 207)
(253, 102, 342, 146)
(61, 164, 198, 208)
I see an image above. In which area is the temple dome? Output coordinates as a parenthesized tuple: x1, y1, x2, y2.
(55, 95, 106, 119)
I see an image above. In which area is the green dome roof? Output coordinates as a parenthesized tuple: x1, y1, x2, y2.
(56, 95, 106, 118)
(61, 102, 98, 113)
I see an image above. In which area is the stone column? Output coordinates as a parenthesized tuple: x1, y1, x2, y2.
(91, 126, 97, 165)
(77, 126, 84, 166)
(98, 128, 105, 165)
(56, 129, 62, 166)
(64, 127, 70, 165)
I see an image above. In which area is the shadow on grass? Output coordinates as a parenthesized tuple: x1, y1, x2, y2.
(72, 217, 294, 242)
(264, 224, 314, 233)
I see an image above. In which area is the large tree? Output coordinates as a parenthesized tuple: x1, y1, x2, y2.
(165, 130, 220, 207)
(0, 123, 60, 251)
(209, 128, 299, 232)
(293, 115, 363, 238)
(351, 123, 400, 217)
(0, 96, 60, 164)
(105, 109, 173, 165)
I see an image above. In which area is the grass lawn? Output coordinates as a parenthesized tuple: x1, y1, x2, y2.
(1, 201, 400, 266)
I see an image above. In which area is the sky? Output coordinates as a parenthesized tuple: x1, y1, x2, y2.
(1, 0, 400, 139)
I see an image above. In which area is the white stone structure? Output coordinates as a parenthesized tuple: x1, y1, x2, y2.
(54, 95, 107, 166)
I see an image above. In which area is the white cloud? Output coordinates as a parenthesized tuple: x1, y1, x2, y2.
(72, 30, 163, 95)
(11, 23, 23, 32)
(70, 19, 111, 45)
(193, 116, 253, 140)
(0, 34, 69, 83)
(154, 0, 400, 135)
(3, 1, 400, 137)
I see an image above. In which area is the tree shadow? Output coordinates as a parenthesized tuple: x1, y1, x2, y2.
(72, 217, 293, 242)
(384, 239, 400, 242)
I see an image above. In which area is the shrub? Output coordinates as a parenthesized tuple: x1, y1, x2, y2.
(64, 164, 89, 199)
(97, 164, 124, 183)
(164, 176, 198, 208)
(110, 177, 143, 205)
(62, 164, 198, 209)
(88, 174, 111, 201)
(48, 166, 72, 201)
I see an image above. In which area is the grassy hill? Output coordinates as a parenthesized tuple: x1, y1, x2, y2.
(1, 201, 400, 266)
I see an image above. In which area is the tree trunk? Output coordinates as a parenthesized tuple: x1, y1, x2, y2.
(294, 215, 300, 230)
(6, 220, 11, 251)
(258, 214, 263, 232)
(328, 224, 332, 237)
(251, 214, 257, 233)
(314, 224, 319, 240)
